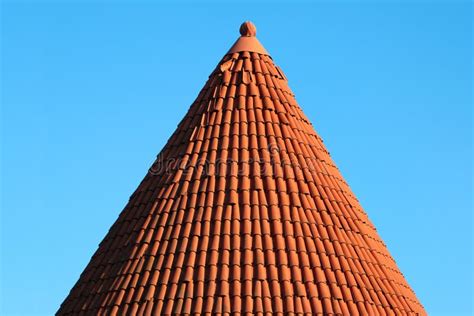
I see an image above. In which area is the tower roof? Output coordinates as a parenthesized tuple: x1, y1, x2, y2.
(58, 22, 425, 315)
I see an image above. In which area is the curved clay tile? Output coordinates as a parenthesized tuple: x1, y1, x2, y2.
(57, 21, 425, 316)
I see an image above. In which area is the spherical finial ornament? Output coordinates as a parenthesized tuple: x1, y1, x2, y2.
(240, 21, 257, 37)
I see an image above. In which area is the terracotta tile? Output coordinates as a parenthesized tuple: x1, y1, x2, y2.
(58, 21, 425, 316)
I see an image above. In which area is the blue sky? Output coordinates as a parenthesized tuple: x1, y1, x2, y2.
(1, 1, 472, 315)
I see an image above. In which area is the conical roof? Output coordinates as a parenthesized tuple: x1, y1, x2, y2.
(58, 22, 425, 315)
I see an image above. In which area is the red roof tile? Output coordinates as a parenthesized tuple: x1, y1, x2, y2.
(57, 21, 425, 315)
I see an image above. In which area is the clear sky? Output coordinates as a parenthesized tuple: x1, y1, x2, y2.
(1, 1, 472, 315)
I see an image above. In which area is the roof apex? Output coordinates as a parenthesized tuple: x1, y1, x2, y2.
(227, 21, 268, 55)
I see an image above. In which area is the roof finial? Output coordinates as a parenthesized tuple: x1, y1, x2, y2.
(240, 21, 257, 37)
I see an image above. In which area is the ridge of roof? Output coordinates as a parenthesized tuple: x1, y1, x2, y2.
(227, 21, 268, 55)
